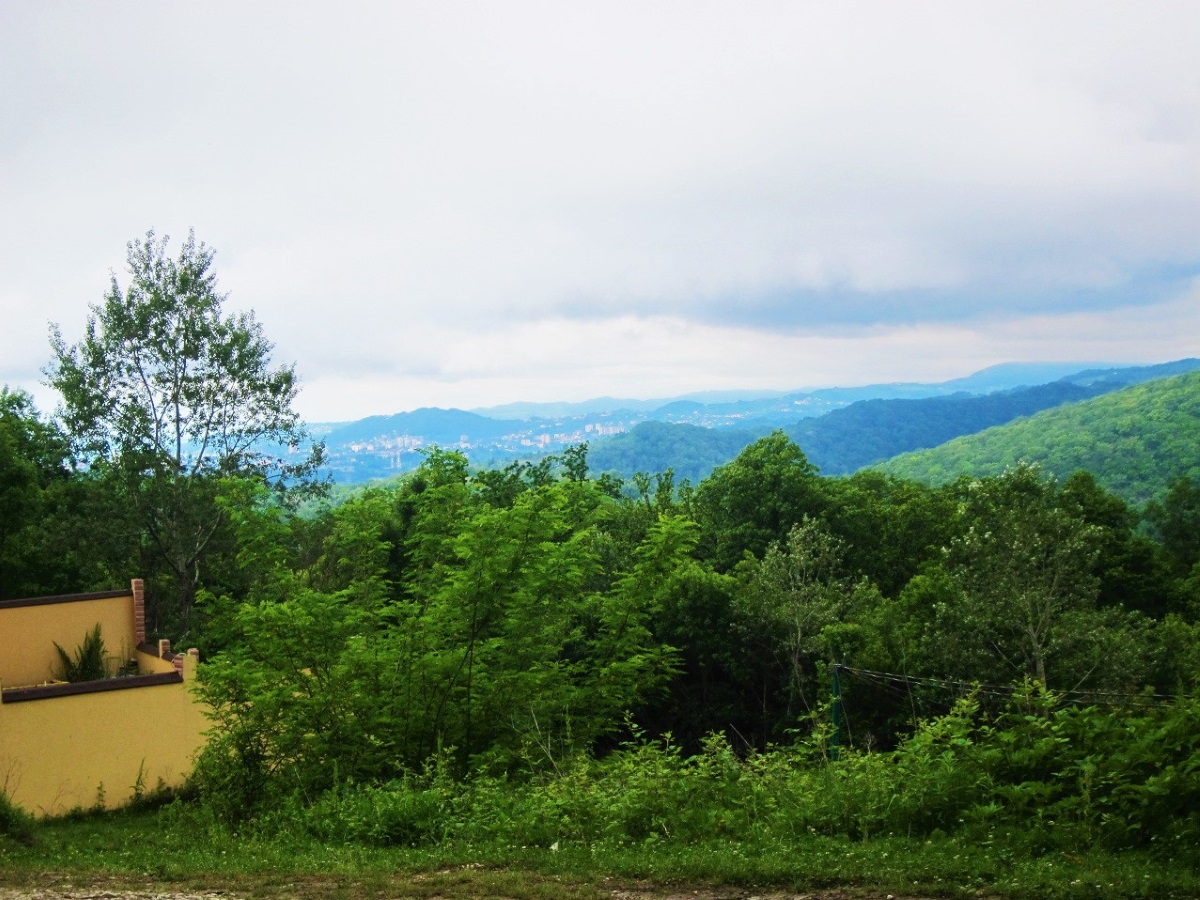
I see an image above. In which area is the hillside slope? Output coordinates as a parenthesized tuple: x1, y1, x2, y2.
(786, 381, 1104, 475)
(876, 371, 1200, 504)
(587, 420, 764, 483)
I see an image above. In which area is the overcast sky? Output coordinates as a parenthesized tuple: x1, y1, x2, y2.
(2, 2, 1198, 422)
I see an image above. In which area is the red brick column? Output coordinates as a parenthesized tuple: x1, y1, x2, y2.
(131, 578, 146, 643)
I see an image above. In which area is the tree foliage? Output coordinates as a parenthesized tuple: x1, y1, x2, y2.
(195, 452, 687, 817)
(0, 388, 119, 599)
(1146, 475, 1200, 573)
(0, 389, 69, 597)
(945, 465, 1103, 685)
(734, 518, 876, 717)
(46, 230, 324, 630)
(692, 432, 825, 571)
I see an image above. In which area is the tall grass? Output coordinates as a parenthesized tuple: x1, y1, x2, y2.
(0, 791, 36, 846)
(3, 685, 1173, 898)
(250, 690, 1199, 866)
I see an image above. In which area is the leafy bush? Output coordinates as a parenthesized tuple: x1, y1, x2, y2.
(293, 779, 448, 846)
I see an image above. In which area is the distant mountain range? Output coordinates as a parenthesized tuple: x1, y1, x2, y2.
(467, 361, 1119, 421)
(316, 358, 1200, 486)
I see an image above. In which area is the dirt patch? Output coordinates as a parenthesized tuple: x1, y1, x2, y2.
(0, 891, 230, 900)
(0, 893, 933, 900)
(0, 874, 949, 900)
(607, 888, 941, 900)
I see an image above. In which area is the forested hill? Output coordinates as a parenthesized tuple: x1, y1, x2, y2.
(877, 370, 1200, 504)
(587, 420, 766, 483)
(786, 380, 1107, 475)
(323, 407, 517, 445)
(583, 380, 1099, 483)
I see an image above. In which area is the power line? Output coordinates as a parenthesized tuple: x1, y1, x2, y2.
(834, 664, 1189, 707)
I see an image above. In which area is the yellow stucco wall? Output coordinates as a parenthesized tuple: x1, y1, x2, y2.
(0, 583, 209, 817)
(0, 593, 137, 689)
(135, 647, 180, 675)
(0, 676, 208, 816)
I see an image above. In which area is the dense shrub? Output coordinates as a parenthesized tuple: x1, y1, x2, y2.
(251, 690, 1199, 863)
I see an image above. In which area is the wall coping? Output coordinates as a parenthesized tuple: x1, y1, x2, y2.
(1, 671, 184, 704)
(0, 589, 130, 610)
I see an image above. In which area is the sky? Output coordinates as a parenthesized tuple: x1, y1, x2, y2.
(2, 2, 1198, 423)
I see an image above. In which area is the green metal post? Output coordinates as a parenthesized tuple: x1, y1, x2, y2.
(831, 664, 844, 761)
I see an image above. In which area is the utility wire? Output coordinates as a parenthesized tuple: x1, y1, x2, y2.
(834, 665, 1189, 707)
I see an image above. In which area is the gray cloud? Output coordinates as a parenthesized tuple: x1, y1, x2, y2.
(1, 2, 1198, 418)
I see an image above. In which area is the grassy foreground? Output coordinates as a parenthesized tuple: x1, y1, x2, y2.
(1, 805, 1198, 900)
